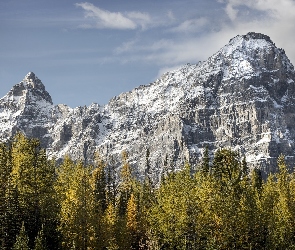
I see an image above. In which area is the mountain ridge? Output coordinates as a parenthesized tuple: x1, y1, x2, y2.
(1, 32, 295, 181)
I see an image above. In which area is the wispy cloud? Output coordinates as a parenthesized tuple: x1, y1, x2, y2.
(114, 39, 139, 54)
(75, 2, 151, 30)
(169, 17, 209, 33)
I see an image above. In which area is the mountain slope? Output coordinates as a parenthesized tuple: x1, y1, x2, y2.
(1, 32, 295, 180)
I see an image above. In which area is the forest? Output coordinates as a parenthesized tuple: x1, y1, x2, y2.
(1, 133, 295, 249)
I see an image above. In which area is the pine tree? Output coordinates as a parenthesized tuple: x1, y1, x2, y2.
(270, 155, 295, 248)
(118, 151, 133, 216)
(106, 158, 117, 206)
(57, 161, 95, 249)
(0, 142, 16, 249)
(104, 203, 119, 250)
(92, 154, 107, 213)
(126, 193, 138, 248)
(145, 148, 151, 176)
(2, 176, 21, 250)
(149, 162, 196, 248)
(91, 154, 108, 249)
(241, 156, 249, 179)
(200, 145, 210, 174)
(212, 148, 242, 195)
(12, 222, 29, 250)
(251, 167, 263, 191)
(34, 226, 46, 250)
(10, 133, 59, 249)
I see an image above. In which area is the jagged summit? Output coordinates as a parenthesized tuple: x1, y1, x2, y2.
(229, 32, 273, 44)
(23, 72, 44, 89)
(5, 72, 53, 105)
(1, 32, 295, 181)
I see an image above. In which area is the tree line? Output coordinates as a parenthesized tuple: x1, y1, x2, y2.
(1, 133, 295, 249)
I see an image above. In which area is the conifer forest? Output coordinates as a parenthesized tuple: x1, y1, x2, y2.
(2, 133, 295, 249)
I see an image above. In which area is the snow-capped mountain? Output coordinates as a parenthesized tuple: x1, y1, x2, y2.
(1, 32, 295, 181)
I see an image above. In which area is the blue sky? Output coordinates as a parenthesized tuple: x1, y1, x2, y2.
(1, 0, 295, 107)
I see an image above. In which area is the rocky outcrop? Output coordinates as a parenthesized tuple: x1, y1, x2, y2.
(1, 32, 295, 181)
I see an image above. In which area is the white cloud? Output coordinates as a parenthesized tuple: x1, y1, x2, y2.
(170, 17, 208, 33)
(220, 0, 295, 63)
(75, 2, 151, 30)
(126, 11, 151, 29)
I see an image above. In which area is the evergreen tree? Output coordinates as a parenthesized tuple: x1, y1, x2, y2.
(270, 155, 295, 248)
(200, 145, 210, 174)
(34, 226, 46, 250)
(12, 222, 29, 250)
(0, 142, 19, 249)
(251, 167, 263, 192)
(104, 203, 119, 250)
(145, 148, 151, 176)
(105, 156, 118, 207)
(90, 153, 108, 249)
(118, 151, 133, 216)
(149, 163, 196, 249)
(58, 161, 94, 249)
(2, 176, 21, 250)
(212, 148, 242, 195)
(126, 193, 139, 249)
(10, 133, 59, 249)
(241, 156, 249, 179)
(92, 154, 107, 212)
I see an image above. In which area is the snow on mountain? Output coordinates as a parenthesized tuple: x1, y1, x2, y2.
(1, 32, 295, 181)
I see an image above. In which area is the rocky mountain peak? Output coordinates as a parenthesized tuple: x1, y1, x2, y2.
(199, 31, 294, 91)
(229, 32, 274, 44)
(6, 72, 53, 105)
(23, 72, 43, 88)
(243, 32, 273, 42)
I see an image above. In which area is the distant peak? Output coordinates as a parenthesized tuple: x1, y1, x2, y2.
(5, 72, 53, 105)
(229, 32, 274, 45)
(23, 72, 44, 89)
(26, 71, 35, 77)
(25, 72, 36, 81)
(243, 32, 273, 43)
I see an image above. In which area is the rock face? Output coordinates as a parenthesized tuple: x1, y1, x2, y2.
(1, 32, 295, 181)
